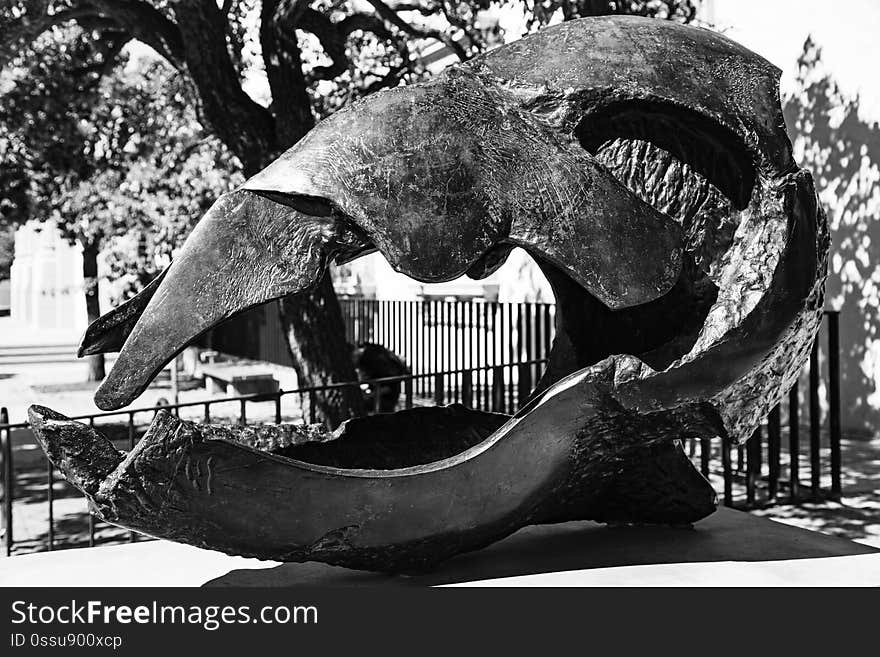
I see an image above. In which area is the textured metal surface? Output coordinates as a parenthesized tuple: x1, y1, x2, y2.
(32, 16, 828, 572)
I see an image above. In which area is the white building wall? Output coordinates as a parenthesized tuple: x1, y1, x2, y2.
(9, 220, 88, 331)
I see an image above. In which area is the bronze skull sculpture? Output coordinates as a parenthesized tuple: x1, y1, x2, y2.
(30, 16, 828, 572)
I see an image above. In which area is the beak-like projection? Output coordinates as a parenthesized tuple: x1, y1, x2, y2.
(93, 191, 368, 409)
(33, 16, 827, 573)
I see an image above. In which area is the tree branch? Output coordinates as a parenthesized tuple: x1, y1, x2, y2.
(0, 1, 186, 72)
(365, 0, 467, 61)
(261, 0, 314, 148)
(166, 0, 277, 174)
(362, 63, 408, 94)
(86, 0, 186, 68)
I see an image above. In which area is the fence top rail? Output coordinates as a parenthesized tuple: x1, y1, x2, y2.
(338, 297, 839, 312)
(0, 358, 549, 430)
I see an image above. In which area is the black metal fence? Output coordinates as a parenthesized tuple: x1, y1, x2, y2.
(339, 299, 556, 385)
(685, 311, 842, 508)
(0, 304, 843, 556)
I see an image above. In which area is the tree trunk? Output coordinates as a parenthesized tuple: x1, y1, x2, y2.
(146, 1, 363, 427)
(82, 242, 105, 382)
(278, 275, 362, 429)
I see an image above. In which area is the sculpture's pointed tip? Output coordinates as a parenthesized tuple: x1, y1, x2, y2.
(28, 405, 124, 497)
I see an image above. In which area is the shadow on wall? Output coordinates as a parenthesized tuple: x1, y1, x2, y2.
(785, 38, 880, 439)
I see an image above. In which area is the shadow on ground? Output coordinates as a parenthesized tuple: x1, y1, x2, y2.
(202, 508, 878, 587)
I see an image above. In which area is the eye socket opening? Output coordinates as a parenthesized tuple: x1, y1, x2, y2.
(574, 99, 756, 211)
(252, 190, 337, 217)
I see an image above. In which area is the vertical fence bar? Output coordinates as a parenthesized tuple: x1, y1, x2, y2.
(746, 426, 761, 507)
(204, 403, 211, 424)
(497, 303, 505, 410)
(410, 301, 416, 374)
(127, 413, 135, 449)
(789, 384, 800, 502)
(395, 300, 401, 355)
(434, 373, 445, 406)
(535, 304, 544, 366)
(543, 303, 553, 357)
(768, 404, 781, 501)
(721, 435, 733, 507)
(809, 339, 821, 500)
(309, 391, 317, 424)
(444, 301, 450, 379)
(418, 299, 430, 395)
(492, 366, 505, 412)
(517, 362, 532, 411)
(468, 301, 475, 373)
(433, 300, 440, 390)
(385, 300, 398, 353)
(483, 303, 491, 409)
(402, 301, 408, 369)
(508, 303, 515, 408)
(88, 418, 96, 547)
(524, 303, 533, 387)
(128, 413, 137, 543)
(755, 422, 763, 485)
(699, 436, 711, 478)
(404, 378, 413, 410)
(2, 407, 12, 556)
(462, 369, 473, 409)
(388, 300, 393, 351)
(492, 304, 499, 406)
(239, 399, 247, 427)
(452, 300, 464, 402)
(827, 311, 842, 499)
(275, 393, 282, 424)
(46, 459, 54, 551)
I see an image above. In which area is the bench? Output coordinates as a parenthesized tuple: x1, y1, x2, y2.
(199, 363, 279, 397)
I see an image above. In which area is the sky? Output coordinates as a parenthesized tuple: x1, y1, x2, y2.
(707, 0, 880, 121)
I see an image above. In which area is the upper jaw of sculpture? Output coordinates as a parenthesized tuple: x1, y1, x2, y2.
(88, 66, 687, 413)
(29, 16, 826, 573)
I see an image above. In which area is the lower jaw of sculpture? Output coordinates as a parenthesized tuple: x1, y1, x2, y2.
(28, 351, 719, 573)
(27, 217, 735, 573)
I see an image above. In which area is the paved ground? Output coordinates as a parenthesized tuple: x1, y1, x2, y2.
(749, 436, 880, 548)
(0, 317, 305, 426)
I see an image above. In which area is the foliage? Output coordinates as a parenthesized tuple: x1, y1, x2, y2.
(0, 26, 241, 302)
(784, 38, 880, 433)
(0, 223, 14, 279)
(65, 61, 242, 303)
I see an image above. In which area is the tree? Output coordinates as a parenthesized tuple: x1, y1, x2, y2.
(0, 30, 239, 379)
(784, 38, 880, 436)
(0, 29, 120, 379)
(1, 0, 700, 424)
